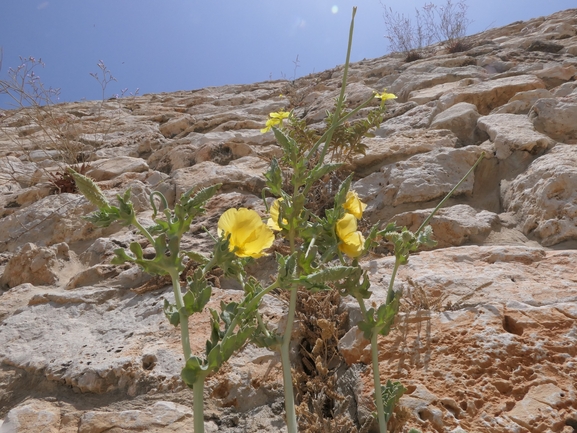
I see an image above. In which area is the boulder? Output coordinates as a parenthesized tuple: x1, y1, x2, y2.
(529, 95, 577, 143)
(430, 102, 484, 146)
(391, 204, 499, 248)
(0, 242, 81, 289)
(477, 113, 555, 159)
(354, 146, 485, 222)
(171, 156, 268, 199)
(349, 129, 457, 175)
(86, 156, 150, 181)
(438, 75, 546, 114)
(502, 144, 577, 246)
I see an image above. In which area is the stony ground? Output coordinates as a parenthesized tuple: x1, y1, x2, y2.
(1, 8, 577, 433)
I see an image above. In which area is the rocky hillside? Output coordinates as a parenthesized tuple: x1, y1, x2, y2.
(0, 8, 576, 433)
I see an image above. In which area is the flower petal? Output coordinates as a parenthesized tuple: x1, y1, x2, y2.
(267, 198, 287, 231)
(218, 208, 274, 258)
(344, 190, 367, 219)
(336, 213, 357, 239)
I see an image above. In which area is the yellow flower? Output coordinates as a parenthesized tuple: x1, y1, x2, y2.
(374, 89, 397, 108)
(344, 190, 367, 219)
(260, 110, 291, 133)
(267, 198, 287, 231)
(336, 213, 365, 258)
(218, 208, 274, 258)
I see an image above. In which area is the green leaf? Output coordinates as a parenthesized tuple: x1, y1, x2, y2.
(83, 207, 122, 228)
(183, 284, 212, 315)
(163, 299, 180, 327)
(182, 183, 222, 213)
(184, 251, 210, 265)
(129, 242, 144, 260)
(334, 174, 353, 210)
(272, 127, 297, 159)
(306, 163, 343, 188)
(302, 266, 357, 285)
(116, 189, 136, 225)
(207, 343, 223, 372)
(111, 248, 134, 265)
(181, 356, 207, 388)
(264, 158, 283, 196)
(380, 380, 407, 424)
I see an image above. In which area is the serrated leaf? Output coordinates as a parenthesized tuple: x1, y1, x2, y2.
(381, 380, 407, 424)
(306, 163, 342, 187)
(333, 174, 353, 210)
(111, 248, 134, 265)
(304, 266, 357, 285)
(264, 158, 283, 196)
(184, 251, 210, 265)
(181, 356, 207, 387)
(163, 299, 180, 327)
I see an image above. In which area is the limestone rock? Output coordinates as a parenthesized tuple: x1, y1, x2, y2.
(0, 242, 82, 289)
(354, 146, 484, 222)
(438, 75, 546, 115)
(349, 129, 457, 175)
(491, 88, 553, 115)
(502, 144, 577, 246)
(391, 204, 499, 248)
(171, 156, 268, 199)
(374, 102, 440, 137)
(477, 113, 555, 159)
(430, 102, 484, 146)
(0, 156, 38, 188)
(78, 401, 193, 433)
(529, 95, 577, 143)
(0, 193, 116, 253)
(0, 399, 61, 433)
(86, 156, 150, 181)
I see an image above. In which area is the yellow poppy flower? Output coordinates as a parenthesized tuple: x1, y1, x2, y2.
(374, 89, 397, 108)
(260, 110, 291, 133)
(344, 190, 367, 219)
(374, 89, 397, 101)
(218, 208, 274, 258)
(336, 213, 365, 258)
(267, 198, 287, 231)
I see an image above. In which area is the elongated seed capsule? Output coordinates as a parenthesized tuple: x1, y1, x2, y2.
(67, 168, 110, 209)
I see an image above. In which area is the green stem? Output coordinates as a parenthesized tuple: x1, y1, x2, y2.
(201, 256, 218, 277)
(169, 269, 192, 361)
(132, 219, 155, 246)
(281, 282, 299, 433)
(317, 6, 357, 164)
(193, 375, 205, 433)
(371, 330, 387, 433)
(386, 258, 402, 306)
(416, 152, 485, 235)
(221, 279, 281, 344)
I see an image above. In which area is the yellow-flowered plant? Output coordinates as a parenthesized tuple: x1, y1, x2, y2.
(73, 7, 484, 433)
(374, 89, 397, 108)
(336, 212, 365, 258)
(218, 208, 274, 258)
(71, 173, 280, 433)
(260, 110, 291, 133)
(344, 190, 367, 219)
(267, 198, 287, 231)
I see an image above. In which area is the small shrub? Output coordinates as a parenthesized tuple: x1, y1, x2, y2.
(382, 0, 472, 60)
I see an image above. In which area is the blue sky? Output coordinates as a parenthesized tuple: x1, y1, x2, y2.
(0, 1, 575, 108)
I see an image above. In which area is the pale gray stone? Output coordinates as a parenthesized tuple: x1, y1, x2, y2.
(477, 113, 555, 159)
(430, 102, 483, 146)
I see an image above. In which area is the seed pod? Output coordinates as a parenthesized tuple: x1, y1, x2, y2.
(67, 168, 110, 209)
